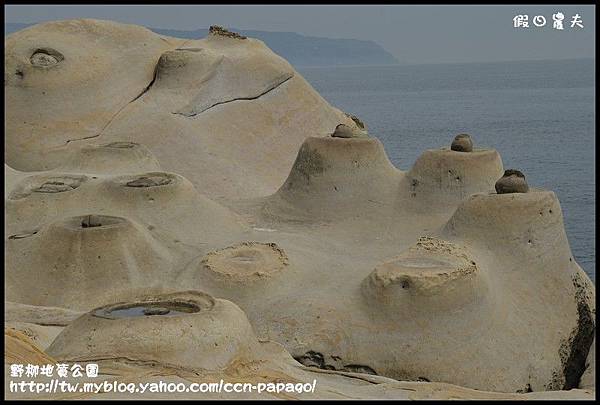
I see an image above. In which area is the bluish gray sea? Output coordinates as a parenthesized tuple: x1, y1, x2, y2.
(299, 58, 595, 282)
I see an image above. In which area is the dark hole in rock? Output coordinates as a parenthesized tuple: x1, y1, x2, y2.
(516, 383, 533, 393)
(81, 215, 103, 228)
(294, 351, 326, 368)
(401, 280, 410, 289)
(294, 351, 378, 376)
(342, 364, 378, 375)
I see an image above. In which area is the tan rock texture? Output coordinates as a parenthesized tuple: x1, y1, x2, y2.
(4, 19, 595, 399)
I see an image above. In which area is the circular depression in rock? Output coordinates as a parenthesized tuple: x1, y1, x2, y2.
(30, 48, 64, 67)
(93, 300, 206, 320)
(47, 292, 251, 372)
(8, 175, 87, 200)
(364, 238, 481, 300)
(202, 242, 289, 280)
(121, 173, 175, 188)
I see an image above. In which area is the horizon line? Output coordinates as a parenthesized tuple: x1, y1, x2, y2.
(5, 21, 595, 67)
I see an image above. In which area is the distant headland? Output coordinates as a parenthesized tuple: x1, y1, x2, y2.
(4, 22, 399, 67)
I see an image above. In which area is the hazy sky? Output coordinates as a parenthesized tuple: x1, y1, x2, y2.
(5, 5, 595, 65)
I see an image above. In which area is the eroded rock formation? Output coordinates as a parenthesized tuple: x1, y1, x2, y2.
(4, 19, 595, 400)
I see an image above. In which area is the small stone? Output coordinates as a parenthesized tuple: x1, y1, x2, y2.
(209, 26, 246, 40)
(344, 113, 366, 130)
(331, 124, 368, 139)
(495, 169, 529, 194)
(143, 307, 170, 316)
(451, 134, 473, 152)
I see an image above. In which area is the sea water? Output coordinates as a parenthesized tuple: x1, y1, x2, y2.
(299, 58, 595, 282)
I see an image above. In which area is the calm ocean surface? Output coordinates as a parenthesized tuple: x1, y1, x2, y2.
(298, 58, 595, 283)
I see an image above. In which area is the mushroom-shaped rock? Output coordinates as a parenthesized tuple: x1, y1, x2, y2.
(5, 215, 178, 311)
(201, 242, 288, 283)
(361, 237, 487, 314)
(444, 189, 566, 253)
(405, 147, 503, 211)
(450, 134, 473, 152)
(46, 291, 261, 371)
(264, 136, 401, 220)
(495, 169, 529, 194)
(177, 241, 290, 295)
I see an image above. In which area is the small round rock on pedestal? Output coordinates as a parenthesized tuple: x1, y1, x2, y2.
(450, 134, 473, 152)
(495, 169, 529, 194)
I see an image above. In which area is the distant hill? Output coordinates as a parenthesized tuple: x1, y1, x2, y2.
(5, 22, 31, 34)
(4, 22, 398, 67)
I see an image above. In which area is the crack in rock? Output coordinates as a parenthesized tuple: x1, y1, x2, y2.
(547, 273, 595, 390)
(173, 74, 294, 117)
(65, 57, 160, 145)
